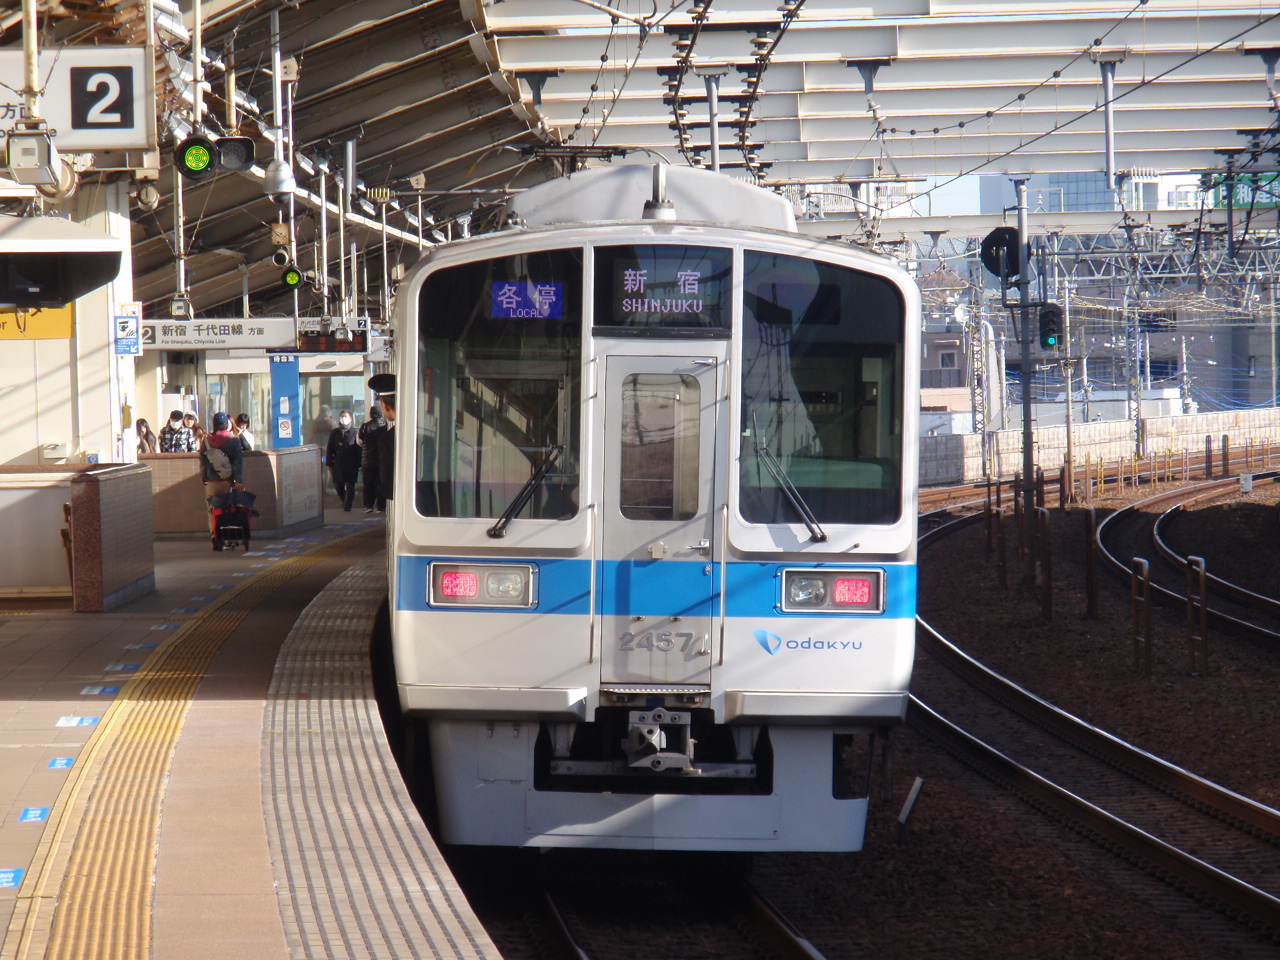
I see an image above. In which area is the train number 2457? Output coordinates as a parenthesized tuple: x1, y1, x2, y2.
(618, 631, 697, 652)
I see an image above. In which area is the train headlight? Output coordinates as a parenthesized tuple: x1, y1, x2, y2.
(486, 571, 525, 599)
(781, 569, 884, 614)
(429, 563, 536, 607)
(787, 577, 826, 606)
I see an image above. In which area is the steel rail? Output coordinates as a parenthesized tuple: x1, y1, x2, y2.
(1094, 473, 1280, 643)
(915, 618, 1280, 841)
(908, 696, 1280, 940)
(1152, 489, 1280, 621)
(743, 880, 829, 960)
(915, 502, 1280, 939)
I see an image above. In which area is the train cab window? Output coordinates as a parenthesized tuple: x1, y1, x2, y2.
(415, 248, 583, 521)
(594, 245, 731, 336)
(739, 250, 905, 526)
(619, 374, 701, 521)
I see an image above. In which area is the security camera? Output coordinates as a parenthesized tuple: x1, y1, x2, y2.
(271, 248, 290, 267)
(263, 158, 297, 204)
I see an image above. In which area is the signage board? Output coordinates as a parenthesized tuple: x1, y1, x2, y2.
(141, 317, 297, 350)
(0, 304, 73, 339)
(0, 47, 155, 151)
(113, 301, 141, 355)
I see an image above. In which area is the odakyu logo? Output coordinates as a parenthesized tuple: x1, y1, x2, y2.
(754, 629, 782, 655)
(754, 628, 862, 655)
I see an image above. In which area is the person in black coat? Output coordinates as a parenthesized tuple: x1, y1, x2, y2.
(358, 404, 387, 512)
(324, 409, 362, 511)
(368, 373, 396, 505)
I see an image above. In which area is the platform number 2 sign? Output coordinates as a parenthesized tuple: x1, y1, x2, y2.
(69, 67, 135, 130)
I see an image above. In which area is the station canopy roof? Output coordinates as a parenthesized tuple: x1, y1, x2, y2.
(0, 0, 1275, 316)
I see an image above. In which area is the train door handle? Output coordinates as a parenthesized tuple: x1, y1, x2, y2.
(686, 539, 711, 555)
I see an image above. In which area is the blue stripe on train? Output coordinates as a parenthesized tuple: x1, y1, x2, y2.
(395, 556, 916, 619)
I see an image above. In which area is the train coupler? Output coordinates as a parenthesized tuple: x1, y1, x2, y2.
(624, 709, 693, 771)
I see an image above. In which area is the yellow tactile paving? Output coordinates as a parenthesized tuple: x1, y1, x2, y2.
(0, 531, 377, 960)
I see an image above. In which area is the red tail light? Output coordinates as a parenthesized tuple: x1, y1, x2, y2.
(440, 571, 479, 598)
(833, 578, 872, 605)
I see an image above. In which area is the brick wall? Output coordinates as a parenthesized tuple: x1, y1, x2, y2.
(141, 445, 323, 538)
(70, 464, 155, 611)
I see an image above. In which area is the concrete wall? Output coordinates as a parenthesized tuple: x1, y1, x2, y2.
(142, 445, 323, 538)
(920, 408, 1280, 485)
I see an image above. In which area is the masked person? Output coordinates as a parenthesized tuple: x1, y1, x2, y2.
(325, 409, 362, 511)
(158, 410, 196, 453)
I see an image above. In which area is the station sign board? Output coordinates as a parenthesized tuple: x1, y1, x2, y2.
(0, 47, 155, 151)
(141, 317, 297, 350)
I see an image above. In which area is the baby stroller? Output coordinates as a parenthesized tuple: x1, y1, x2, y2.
(208, 488, 258, 551)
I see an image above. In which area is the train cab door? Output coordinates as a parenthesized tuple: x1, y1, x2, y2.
(600, 355, 719, 686)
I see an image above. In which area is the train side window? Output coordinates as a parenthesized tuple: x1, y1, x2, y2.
(619, 374, 700, 521)
(414, 248, 583, 521)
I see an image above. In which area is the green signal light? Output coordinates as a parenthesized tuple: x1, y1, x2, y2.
(1046, 335, 1057, 345)
(281, 266, 303, 287)
(181, 143, 212, 172)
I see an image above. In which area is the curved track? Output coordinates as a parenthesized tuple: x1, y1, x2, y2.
(1094, 474, 1280, 644)
(912, 507, 1280, 945)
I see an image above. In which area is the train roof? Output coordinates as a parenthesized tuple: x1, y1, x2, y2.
(502, 165, 797, 233)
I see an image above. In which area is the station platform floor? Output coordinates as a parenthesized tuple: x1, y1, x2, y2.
(0, 505, 501, 960)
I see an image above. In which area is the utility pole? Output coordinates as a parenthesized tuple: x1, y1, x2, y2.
(1063, 280, 1075, 488)
(1016, 181, 1036, 582)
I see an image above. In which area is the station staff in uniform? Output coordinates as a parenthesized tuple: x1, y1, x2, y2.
(368, 373, 396, 503)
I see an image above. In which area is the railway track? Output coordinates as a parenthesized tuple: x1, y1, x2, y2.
(912, 506, 1280, 946)
(452, 848, 838, 960)
(1094, 474, 1280, 644)
(541, 877, 831, 960)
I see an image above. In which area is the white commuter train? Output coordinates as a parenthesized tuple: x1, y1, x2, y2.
(387, 164, 920, 851)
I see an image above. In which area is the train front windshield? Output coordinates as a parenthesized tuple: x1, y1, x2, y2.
(739, 250, 905, 526)
(412, 242, 904, 530)
(414, 248, 583, 520)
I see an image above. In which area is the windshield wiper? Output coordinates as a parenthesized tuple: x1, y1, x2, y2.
(487, 444, 564, 538)
(752, 424, 828, 543)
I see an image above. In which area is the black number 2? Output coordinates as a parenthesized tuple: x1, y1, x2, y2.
(70, 67, 134, 129)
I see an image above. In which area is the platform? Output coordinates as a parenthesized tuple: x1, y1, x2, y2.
(0, 508, 500, 960)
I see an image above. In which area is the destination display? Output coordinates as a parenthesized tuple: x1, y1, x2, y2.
(594, 244, 731, 332)
(490, 281, 563, 319)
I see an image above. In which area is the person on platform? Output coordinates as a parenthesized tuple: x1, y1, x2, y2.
(135, 418, 158, 455)
(358, 403, 388, 513)
(367, 374, 396, 505)
(158, 410, 195, 453)
(200, 412, 245, 545)
(233, 413, 256, 451)
(325, 409, 362, 512)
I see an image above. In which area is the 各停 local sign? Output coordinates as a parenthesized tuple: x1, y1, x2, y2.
(0, 47, 154, 151)
(141, 317, 298, 350)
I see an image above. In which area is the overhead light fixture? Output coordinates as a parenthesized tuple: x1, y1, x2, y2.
(170, 295, 192, 317)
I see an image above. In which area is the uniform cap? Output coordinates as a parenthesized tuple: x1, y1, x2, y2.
(367, 373, 396, 398)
